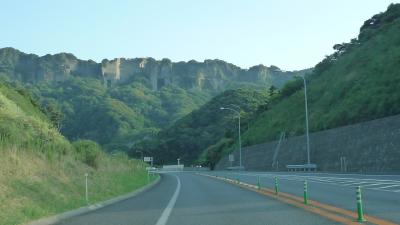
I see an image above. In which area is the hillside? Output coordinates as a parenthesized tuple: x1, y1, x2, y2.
(0, 48, 309, 151)
(133, 88, 272, 167)
(0, 81, 153, 225)
(144, 3, 400, 169)
(226, 4, 400, 157)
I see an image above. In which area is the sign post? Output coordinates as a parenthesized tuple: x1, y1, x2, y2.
(144, 157, 153, 167)
(85, 173, 88, 205)
(229, 154, 234, 167)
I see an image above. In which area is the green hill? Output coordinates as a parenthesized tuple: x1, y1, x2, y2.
(232, 4, 400, 152)
(141, 3, 400, 168)
(0, 81, 153, 225)
(133, 88, 271, 167)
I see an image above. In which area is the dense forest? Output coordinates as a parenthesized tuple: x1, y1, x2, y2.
(132, 88, 273, 166)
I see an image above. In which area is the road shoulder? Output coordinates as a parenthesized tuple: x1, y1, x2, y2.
(25, 175, 161, 225)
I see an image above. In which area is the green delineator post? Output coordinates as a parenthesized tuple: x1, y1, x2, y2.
(274, 176, 279, 195)
(257, 176, 261, 189)
(303, 180, 308, 205)
(356, 186, 366, 222)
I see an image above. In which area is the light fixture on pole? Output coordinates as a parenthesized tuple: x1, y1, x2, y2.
(220, 105, 242, 168)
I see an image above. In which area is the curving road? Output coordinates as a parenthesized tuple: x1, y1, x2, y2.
(56, 172, 338, 225)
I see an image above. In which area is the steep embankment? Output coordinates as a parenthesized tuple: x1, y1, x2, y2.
(0, 82, 152, 225)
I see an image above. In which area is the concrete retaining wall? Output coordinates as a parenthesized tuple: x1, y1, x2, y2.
(215, 114, 400, 172)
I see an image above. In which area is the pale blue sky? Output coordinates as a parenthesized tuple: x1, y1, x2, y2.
(1, 0, 398, 70)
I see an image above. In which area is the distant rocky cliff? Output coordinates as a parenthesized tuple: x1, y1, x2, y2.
(0, 48, 310, 91)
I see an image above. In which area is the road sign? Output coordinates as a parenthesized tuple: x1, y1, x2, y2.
(229, 154, 234, 162)
(144, 157, 153, 162)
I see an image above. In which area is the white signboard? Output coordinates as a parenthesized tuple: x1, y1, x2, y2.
(229, 154, 234, 162)
(143, 157, 153, 162)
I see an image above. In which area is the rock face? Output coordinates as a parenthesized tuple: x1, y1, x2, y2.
(0, 47, 309, 90)
(0, 48, 101, 83)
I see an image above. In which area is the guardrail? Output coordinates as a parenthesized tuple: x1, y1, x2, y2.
(227, 166, 246, 171)
(286, 164, 317, 172)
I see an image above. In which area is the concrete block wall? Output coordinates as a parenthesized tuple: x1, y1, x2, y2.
(215, 114, 400, 172)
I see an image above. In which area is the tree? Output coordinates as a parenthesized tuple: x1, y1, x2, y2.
(279, 78, 303, 98)
(268, 85, 277, 97)
(45, 102, 64, 131)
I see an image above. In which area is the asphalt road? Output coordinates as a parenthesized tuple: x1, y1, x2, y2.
(207, 171, 400, 224)
(56, 172, 339, 225)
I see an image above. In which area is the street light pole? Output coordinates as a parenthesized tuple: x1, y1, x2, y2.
(238, 115, 241, 167)
(301, 76, 311, 165)
(220, 106, 242, 168)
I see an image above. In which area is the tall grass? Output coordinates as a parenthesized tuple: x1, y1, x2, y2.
(0, 82, 155, 225)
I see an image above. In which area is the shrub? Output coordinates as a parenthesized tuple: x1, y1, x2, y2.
(73, 140, 102, 168)
(279, 78, 303, 98)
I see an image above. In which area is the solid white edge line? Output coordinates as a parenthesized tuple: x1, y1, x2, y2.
(155, 175, 181, 225)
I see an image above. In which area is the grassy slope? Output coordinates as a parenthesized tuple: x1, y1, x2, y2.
(238, 4, 400, 147)
(0, 83, 154, 225)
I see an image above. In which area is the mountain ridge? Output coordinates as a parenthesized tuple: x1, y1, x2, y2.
(0, 47, 309, 152)
(0, 47, 310, 91)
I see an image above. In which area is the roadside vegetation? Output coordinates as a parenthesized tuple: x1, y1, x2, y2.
(0, 81, 154, 225)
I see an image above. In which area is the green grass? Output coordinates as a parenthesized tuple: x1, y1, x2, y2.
(0, 149, 156, 225)
(0, 81, 157, 225)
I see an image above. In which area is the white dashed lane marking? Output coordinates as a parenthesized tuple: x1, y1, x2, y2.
(223, 172, 400, 193)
